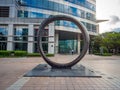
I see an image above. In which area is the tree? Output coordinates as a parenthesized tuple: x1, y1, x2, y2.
(92, 35, 103, 53)
(92, 32, 120, 54)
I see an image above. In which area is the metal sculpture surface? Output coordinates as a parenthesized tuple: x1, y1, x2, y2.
(37, 15, 90, 68)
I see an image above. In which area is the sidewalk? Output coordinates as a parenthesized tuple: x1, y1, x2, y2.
(0, 55, 120, 90)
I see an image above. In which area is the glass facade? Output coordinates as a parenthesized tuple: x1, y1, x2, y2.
(34, 28, 49, 53)
(17, 9, 95, 22)
(20, 0, 95, 11)
(14, 28, 28, 41)
(17, 0, 96, 32)
(0, 0, 97, 53)
(0, 27, 7, 41)
(14, 28, 28, 51)
(14, 43, 27, 51)
(18, 0, 96, 21)
(59, 40, 77, 54)
(18, 11, 50, 18)
(0, 27, 7, 50)
(64, 0, 96, 11)
(55, 20, 78, 29)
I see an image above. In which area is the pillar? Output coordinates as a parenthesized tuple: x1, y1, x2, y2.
(55, 33, 59, 54)
(48, 22, 55, 54)
(28, 24, 34, 53)
(9, 6, 16, 18)
(7, 24, 13, 51)
(78, 34, 81, 54)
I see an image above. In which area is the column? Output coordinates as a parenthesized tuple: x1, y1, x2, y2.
(48, 22, 55, 54)
(7, 24, 13, 51)
(55, 33, 59, 54)
(28, 24, 34, 53)
(78, 34, 81, 54)
(9, 6, 16, 18)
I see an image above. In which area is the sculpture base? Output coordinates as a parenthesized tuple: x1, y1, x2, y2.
(24, 64, 101, 77)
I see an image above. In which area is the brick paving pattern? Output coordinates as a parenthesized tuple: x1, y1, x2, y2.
(0, 55, 120, 90)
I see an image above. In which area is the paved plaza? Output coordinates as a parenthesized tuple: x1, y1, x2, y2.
(0, 54, 120, 90)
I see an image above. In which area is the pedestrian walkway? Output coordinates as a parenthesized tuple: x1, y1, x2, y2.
(0, 55, 120, 90)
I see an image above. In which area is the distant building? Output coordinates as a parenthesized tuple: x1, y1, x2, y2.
(0, 0, 98, 54)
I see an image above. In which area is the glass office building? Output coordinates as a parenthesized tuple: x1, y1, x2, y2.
(0, 0, 97, 54)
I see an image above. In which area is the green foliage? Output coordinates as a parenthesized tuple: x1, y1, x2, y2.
(94, 53, 112, 56)
(27, 53, 54, 57)
(14, 51, 27, 57)
(100, 46, 108, 53)
(0, 50, 54, 57)
(92, 32, 120, 54)
(91, 35, 103, 53)
(27, 53, 41, 57)
(46, 54, 54, 57)
(102, 53, 112, 56)
(0, 50, 12, 56)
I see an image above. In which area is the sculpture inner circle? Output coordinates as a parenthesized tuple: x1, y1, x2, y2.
(37, 15, 90, 68)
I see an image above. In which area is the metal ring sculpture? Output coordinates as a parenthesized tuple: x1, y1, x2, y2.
(37, 15, 89, 68)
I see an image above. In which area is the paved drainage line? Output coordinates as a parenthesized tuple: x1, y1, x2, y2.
(6, 77, 30, 90)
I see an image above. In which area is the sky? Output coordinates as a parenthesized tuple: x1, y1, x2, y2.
(96, 0, 120, 33)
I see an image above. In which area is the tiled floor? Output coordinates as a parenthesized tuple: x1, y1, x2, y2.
(0, 54, 120, 90)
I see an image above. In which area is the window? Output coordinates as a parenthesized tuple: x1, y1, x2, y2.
(34, 28, 48, 53)
(18, 0, 95, 21)
(64, 0, 95, 11)
(14, 28, 28, 41)
(14, 28, 28, 51)
(69, 7, 77, 16)
(77, 9, 85, 18)
(0, 27, 8, 50)
(18, 10, 50, 18)
(59, 40, 78, 54)
(0, 27, 8, 41)
(86, 12, 96, 21)
(0, 6, 9, 17)
(18, 10, 28, 17)
(92, 24, 96, 32)
(14, 43, 27, 51)
(86, 12, 91, 20)
(86, 23, 91, 31)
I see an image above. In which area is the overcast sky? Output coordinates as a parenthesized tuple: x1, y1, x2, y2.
(96, 0, 120, 33)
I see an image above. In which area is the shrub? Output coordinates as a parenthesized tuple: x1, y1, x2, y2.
(102, 53, 112, 56)
(14, 51, 27, 57)
(93, 49, 99, 54)
(94, 53, 112, 56)
(46, 54, 54, 57)
(27, 53, 54, 57)
(102, 46, 108, 53)
(94, 53, 100, 55)
(0, 50, 12, 56)
(27, 53, 41, 57)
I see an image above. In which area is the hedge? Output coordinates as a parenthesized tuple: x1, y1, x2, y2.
(27, 53, 54, 57)
(0, 50, 54, 57)
(46, 54, 54, 57)
(0, 50, 12, 56)
(14, 51, 27, 57)
(27, 53, 41, 57)
(94, 53, 112, 56)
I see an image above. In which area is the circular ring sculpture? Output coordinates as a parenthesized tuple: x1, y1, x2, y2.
(37, 15, 90, 68)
